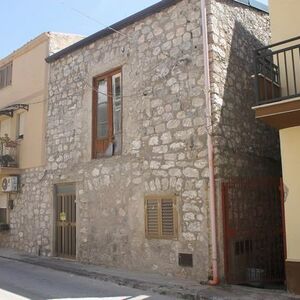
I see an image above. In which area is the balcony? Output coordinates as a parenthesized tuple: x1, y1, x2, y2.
(253, 36, 300, 129)
(0, 135, 22, 175)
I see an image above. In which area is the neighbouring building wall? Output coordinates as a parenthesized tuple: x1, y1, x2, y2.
(48, 32, 84, 55)
(268, 0, 300, 104)
(280, 126, 300, 294)
(0, 37, 49, 169)
(207, 0, 281, 279)
(268, 1, 300, 294)
(0, 33, 83, 169)
(269, 0, 300, 43)
(0, 33, 83, 256)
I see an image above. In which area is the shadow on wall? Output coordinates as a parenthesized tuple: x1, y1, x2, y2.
(213, 20, 285, 286)
(213, 20, 281, 179)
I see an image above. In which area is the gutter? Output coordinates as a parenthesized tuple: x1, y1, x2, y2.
(200, 0, 219, 285)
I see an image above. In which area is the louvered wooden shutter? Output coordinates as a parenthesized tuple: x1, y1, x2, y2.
(145, 199, 159, 237)
(161, 199, 175, 237)
(145, 195, 177, 239)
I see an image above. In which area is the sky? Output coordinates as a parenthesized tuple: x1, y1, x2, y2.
(0, 0, 268, 59)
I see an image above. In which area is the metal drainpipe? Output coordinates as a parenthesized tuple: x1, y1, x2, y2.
(200, 0, 219, 285)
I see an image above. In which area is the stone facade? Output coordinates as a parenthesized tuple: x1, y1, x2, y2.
(0, 0, 279, 283)
(0, 168, 52, 256)
(47, 0, 209, 281)
(208, 0, 280, 179)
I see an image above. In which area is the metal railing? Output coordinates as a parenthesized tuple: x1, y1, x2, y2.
(255, 36, 300, 104)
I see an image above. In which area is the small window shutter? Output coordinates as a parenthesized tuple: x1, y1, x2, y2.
(145, 199, 159, 237)
(145, 195, 177, 239)
(0, 69, 4, 89)
(17, 113, 25, 138)
(161, 198, 175, 237)
(7, 63, 12, 86)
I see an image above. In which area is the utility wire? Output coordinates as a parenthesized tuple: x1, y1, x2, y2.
(57, 0, 173, 59)
(59, 1, 129, 39)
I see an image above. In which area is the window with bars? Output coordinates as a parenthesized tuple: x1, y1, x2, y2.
(92, 68, 122, 158)
(0, 62, 13, 89)
(145, 195, 178, 240)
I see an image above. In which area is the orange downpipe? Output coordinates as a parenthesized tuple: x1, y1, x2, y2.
(200, 0, 220, 285)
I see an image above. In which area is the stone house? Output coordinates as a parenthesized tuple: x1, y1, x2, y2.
(1, 0, 282, 285)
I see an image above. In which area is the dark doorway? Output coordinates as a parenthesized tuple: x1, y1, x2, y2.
(222, 178, 286, 288)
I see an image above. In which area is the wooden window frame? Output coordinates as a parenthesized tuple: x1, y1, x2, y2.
(145, 194, 178, 240)
(0, 62, 13, 89)
(92, 68, 122, 159)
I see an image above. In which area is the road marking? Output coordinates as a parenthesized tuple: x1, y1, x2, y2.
(0, 288, 30, 300)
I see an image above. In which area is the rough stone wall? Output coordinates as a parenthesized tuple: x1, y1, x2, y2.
(48, 33, 84, 55)
(207, 0, 281, 280)
(208, 0, 281, 179)
(46, 0, 211, 281)
(208, 0, 280, 178)
(0, 0, 278, 284)
(0, 168, 52, 257)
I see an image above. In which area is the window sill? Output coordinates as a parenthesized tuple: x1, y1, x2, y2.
(145, 236, 178, 241)
(92, 152, 122, 161)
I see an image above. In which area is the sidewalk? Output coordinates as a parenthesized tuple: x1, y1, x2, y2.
(0, 248, 298, 300)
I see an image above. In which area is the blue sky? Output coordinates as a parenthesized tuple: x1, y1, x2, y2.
(0, 0, 268, 59)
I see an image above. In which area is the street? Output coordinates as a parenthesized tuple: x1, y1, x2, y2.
(0, 257, 173, 300)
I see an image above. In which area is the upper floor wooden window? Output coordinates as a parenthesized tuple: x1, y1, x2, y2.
(145, 195, 178, 240)
(0, 62, 12, 89)
(92, 69, 122, 158)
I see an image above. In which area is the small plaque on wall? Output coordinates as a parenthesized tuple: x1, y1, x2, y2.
(60, 212, 66, 221)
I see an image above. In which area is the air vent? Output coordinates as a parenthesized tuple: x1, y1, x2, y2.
(179, 253, 193, 267)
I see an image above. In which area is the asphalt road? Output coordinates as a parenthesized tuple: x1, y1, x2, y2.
(0, 257, 174, 300)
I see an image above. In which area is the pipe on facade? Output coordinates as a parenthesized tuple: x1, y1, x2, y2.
(200, 0, 220, 285)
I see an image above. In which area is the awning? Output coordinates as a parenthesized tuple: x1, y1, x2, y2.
(0, 104, 29, 117)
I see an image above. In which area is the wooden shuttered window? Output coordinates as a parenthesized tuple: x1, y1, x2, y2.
(0, 62, 12, 89)
(92, 68, 122, 158)
(145, 195, 178, 240)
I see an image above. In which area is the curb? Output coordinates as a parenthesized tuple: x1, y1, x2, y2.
(0, 254, 200, 299)
(0, 254, 297, 300)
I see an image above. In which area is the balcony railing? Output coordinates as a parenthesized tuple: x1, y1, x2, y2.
(255, 36, 300, 104)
